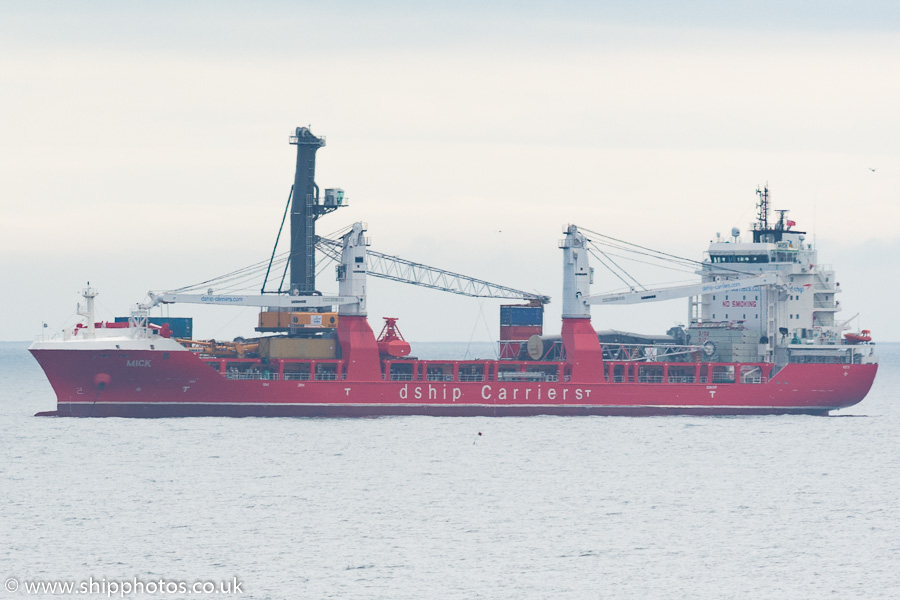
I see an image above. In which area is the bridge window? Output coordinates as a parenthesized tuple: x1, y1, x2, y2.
(710, 255, 769, 263)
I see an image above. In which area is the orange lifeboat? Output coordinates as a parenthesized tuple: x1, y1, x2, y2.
(844, 329, 872, 344)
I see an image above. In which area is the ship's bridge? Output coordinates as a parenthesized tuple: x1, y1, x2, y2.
(708, 242, 774, 264)
(708, 234, 812, 266)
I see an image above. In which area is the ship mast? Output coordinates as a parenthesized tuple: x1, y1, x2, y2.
(76, 283, 98, 337)
(752, 183, 780, 243)
(755, 184, 770, 231)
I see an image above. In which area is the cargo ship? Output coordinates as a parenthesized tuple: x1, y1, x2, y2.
(29, 128, 877, 417)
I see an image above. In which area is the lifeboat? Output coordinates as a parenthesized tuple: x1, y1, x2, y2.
(844, 329, 872, 344)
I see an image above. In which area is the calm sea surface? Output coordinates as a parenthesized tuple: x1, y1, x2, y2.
(2, 341, 898, 599)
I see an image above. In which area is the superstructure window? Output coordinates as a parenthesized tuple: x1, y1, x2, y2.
(710, 255, 769, 263)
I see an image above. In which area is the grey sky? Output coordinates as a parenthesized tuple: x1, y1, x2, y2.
(2, 1, 897, 342)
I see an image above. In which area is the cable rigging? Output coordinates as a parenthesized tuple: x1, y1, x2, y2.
(578, 226, 766, 292)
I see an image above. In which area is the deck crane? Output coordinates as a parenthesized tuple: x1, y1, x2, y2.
(584, 274, 781, 306)
(142, 126, 548, 339)
(315, 235, 549, 304)
(561, 224, 781, 316)
(558, 224, 786, 368)
(141, 223, 548, 333)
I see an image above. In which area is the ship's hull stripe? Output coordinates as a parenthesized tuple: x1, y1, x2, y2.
(57, 401, 843, 410)
(51, 401, 836, 417)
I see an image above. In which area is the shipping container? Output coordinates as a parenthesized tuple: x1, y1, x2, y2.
(257, 312, 291, 329)
(115, 316, 193, 339)
(499, 324, 543, 341)
(257, 311, 338, 330)
(291, 312, 338, 328)
(257, 337, 336, 359)
(500, 305, 544, 326)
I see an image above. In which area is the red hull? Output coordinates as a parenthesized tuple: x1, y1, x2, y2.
(30, 346, 878, 418)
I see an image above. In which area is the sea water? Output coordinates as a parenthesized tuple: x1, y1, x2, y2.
(1, 341, 898, 599)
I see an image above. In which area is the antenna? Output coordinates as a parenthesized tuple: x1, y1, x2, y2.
(755, 183, 770, 230)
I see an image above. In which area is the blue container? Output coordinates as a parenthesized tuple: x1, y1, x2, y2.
(500, 305, 543, 326)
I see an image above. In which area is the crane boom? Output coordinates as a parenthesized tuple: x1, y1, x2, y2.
(316, 236, 550, 303)
(587, 273, 780, 305)
(145, 292, 358, 310)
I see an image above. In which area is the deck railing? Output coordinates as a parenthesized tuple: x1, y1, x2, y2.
(226, 371, 280, 381)
(458, 373, 485, 382)
(426, 374, 454, 382)
(283, 372, 311, 381)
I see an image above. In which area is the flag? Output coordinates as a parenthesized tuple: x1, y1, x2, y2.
(786, 219, 796, 227)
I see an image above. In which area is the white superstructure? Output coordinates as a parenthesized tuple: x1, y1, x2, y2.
(688, 186, 867, 365)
